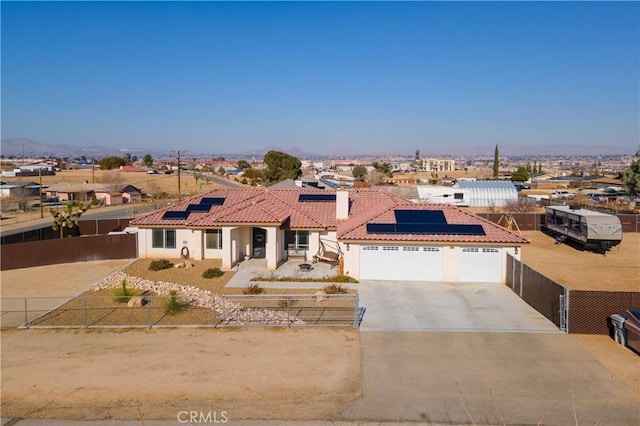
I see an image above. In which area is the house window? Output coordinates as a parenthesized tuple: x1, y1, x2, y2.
(152, 229, 176, 249)
(454, 193, 464, 200)
(285, 230, 309, 250)
(205, 229, 223, 249)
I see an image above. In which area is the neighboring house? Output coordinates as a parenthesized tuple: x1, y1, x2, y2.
(95, 184, 143, 205)
(46, 183, 142, 205)
(0, 182, 43, 198)
(130, 188, 527, 283)
(46, 184, 97, 202)
(453, 180, 518, 207)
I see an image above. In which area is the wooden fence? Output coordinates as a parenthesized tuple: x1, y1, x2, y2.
(0, 234, 136, 270)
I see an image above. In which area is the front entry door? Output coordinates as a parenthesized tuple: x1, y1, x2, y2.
(252, 228, 267, 258)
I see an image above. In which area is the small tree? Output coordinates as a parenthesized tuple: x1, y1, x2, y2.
(263, 150, 302, 183)
(367, 169, 385, 186)
(622, 148, 640, 195)
(142, 154, 154, 168)
(352, 165, 367, 181)
(372, 161, 391, 175)
(493, 145, 500, 178)
(511, 166, 530, 182)
(237, 160, 251, 170)
(50, 201, 86, 239)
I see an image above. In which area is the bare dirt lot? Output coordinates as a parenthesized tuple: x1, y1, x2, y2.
(0, 328, 360, 421)
(521, 231, 640, 291)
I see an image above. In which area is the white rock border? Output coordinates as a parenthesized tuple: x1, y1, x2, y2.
(91, 271, 305, 326)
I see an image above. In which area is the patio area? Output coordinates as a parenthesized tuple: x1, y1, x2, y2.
(225, 257, 357, 289)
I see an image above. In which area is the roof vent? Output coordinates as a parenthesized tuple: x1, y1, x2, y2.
(569, 205, 581, 210)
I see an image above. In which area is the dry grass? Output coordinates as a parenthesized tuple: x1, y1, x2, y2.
(30, 289, 216, 327)
(123, 258, 240, 294)
(4, 169, 241, 199)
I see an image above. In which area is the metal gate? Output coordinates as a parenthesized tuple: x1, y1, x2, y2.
(559, 291, 569, 333)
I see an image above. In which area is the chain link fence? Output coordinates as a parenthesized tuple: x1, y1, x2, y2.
(1, 293, 361, 329)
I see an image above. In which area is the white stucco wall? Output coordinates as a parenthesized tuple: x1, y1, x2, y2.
(342, 243, 520, 283)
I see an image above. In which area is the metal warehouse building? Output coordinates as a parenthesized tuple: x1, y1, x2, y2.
(453, 180, 518, 207)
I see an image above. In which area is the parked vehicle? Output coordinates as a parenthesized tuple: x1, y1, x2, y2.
(544, 205, 622, 253)
(552, 190, 574, 200)
(610, 309, 640, 354)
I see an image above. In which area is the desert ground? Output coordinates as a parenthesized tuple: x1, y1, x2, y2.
(521, 231, 640, 291)
(1, 328, 360, 421)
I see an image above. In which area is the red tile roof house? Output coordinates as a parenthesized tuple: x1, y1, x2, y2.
(129, 188, 528, 283)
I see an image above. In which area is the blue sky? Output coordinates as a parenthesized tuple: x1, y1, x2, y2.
(1, 1, 638, 156)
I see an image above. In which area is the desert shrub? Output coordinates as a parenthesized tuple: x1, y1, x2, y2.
(202, 267, 224, 279)
(113, 279, 138, 303)
(243, 283, 264, 295)
(323, 283, 348, 294)
(165, 290, 188, 315)
(149, 259, 174, 271)
(331, 275, 358, 283)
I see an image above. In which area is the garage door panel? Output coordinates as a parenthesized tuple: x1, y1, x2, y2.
(360, 245, 443, 281)
(459, 247, 502, 283)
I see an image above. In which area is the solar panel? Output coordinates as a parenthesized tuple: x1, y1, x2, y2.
(199, 197, 225, 206)
(395, 210, 447, 224)
(186, 204, 213, 213)
(367, 222, 485, 235)
(162, 211, 191, 220)
(366, 224, 397, 233)
(299, 194, 336, 202)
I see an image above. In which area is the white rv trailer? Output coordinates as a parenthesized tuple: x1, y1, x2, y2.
(544, 205, 622, 253)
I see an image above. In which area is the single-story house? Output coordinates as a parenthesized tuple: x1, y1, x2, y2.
(95, 184, 143, 205)
(46, 183, 142, 205)
(130, 188, 528, 283)
(0, 182, 43, 198)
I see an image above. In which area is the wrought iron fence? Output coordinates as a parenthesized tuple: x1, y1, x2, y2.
(0, 293, 361, 329)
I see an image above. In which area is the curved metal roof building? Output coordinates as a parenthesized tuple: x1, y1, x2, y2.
(453, 180, 518, 207)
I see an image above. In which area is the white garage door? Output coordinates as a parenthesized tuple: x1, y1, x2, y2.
(360, 245, 443, 281)
(459, 247, 502, 282)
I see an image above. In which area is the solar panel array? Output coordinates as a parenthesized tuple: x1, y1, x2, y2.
(366, 223, 485, 235)
(162, 196, 226, 220)
(298, 194, 336, 202)
(366, 209, 486, 236)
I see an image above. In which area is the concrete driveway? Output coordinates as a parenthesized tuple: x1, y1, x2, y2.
(358, 281, 560, 332)
(341, 331, 640, 424)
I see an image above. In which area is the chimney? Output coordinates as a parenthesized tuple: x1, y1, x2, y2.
(336, 190, 349, 220)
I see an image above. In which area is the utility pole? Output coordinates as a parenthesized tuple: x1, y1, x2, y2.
(177, 150, 181, 201)
(92, 158, 95, 183)
(39, 167, 44, 218)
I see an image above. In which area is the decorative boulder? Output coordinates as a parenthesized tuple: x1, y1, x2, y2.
(127, 296, 148, 308)
(313, 291, 327, 303)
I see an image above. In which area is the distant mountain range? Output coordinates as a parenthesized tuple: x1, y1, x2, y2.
(0, 137, 634, 159)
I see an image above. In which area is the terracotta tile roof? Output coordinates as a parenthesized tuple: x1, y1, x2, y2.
(338, 202, 529, 245)
(130, 188, 528, 245)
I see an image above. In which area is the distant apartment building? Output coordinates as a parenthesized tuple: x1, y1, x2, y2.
(418, 158, 456, 173)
